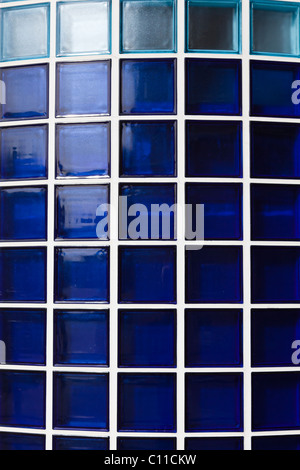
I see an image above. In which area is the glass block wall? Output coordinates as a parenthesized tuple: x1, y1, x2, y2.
(0, 0, 300, 452)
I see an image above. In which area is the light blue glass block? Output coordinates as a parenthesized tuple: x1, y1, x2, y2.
(57, 0, 111, 57)
(1, 4, 50, 62)
(120, 0, 176, 53)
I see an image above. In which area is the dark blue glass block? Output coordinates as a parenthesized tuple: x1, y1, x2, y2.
(0, 432, 45, 451)
(0, 370, 46, 429)
(0, 308, 46, 365)
(252, 435, 300, 451)
(53, 436, 109, 451)
(251, 246, 300, 303)
(56, 61, 111, 117)
(0, 186, 47, 240)
(54, 309, 109, 367)
(185, 373, 244, 432)
(120, 121, 176, 177)
(119, 246, 176, 304)
(55, 185, 109, 240)
(118, 309, 176, 367)
(185, 437, 243, 451)
(252, 372, 300, 431)
(0, 248, 46, 303)
(0, 125, 48, 181)
(0, 64, 49, 120)
(56, 123, 110, 178)
(252, 309, 300, 367)
(119, 183, 176, 240)
(117, 438, 176, 451)
(55, 247, 109, 303)
(186, 59, 242, 115)
(120, 59, 176, 115)
(53, 372, 109, 431)
(251, 60, 300, 118)
(118, 373, 176, 432)
(185, 246, 243, 304)
(186, 121, 242, 178)
(185, 309, 243, 367)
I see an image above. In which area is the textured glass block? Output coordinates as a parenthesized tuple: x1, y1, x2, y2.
(186, 246, 243, 304)
(186, 121, 242, 178)
(53, 372, 109, 430)
(55, 247, 109, 303)
(118, 373, 176, 432)
(0, 432, 45, 451)
(185, 437, 243, 451)
(57, 0, 111, 56)
(53, 436, 109, 451)
(121, 0, 176, 53)
(54, 310, 109, 366)
(119, 246, 176, 303)
(0, 309, 46, 366)
(0, 186, 47, 241)
(0, 65, 49, 121)
(56, 61, 111, 117)
(0, 248, 46, 303)
(56, 123, 110, 178)
(252, 372, 300, 431)
(185, 309, 243, 367)
(118, 309, 176, 367)
(252, 435, 300, 451)
(120, 121, 176, 177)
(0, 370, 46, 429)
(1, 4, 50, 61)
(186, 0, 241, 53)
(120, 59, 176, 115)
(55, 185, 109, 240)
(118, 438, 176, 450)
(186, 59, 242, 115)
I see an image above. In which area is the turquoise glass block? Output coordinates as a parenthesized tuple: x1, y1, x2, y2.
(1, 4, 50, 61)
(57, 0, 111, 57)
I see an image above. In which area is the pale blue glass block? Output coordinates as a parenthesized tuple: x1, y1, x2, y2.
(57, 0, 111, 57)
(1, 4, 50, 61)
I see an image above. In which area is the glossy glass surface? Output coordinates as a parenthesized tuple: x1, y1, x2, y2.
(0, 432, 45, 451)
(118, 438, 176, 450)
(252, 435, 300, 451)
(53, 436, 109, 451)
(185, 437, 244, 451)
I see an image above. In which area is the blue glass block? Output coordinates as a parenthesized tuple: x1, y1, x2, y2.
(0, 432, 45, 451)
(186, 0, 241, 53)
(186, 373, 243, 432)
(1, 4, 50, 61)
(53, 372, 109, 431)
(0, 125, 48, 181)
(120, 0, 176, 53)
(0, 186, 47, 241)
(56, 123, 110, 178)
(53, 436, 109, 451)
(252, 372, 300, 431)
(118, 309, 176, 367)
(119, 183, 176, 240)
(55, 247, 109, 303)
(185, 437, 243, 451)
(120, 59, 176, 115)
(56, 61, 111, 117)
(251, 246, 300, 303)
(0, 64, 49, 121)
(118, 373, 176, 432)
(252, 435, 300, 451)
(252, 309, 300, 367)
(56, 185, 109, 240)
(251, 60, 300, 118)
(120, 121, 176, 177)
(251, 184, 300, 241)
(186, 121, 242, 178)
(186, 246, 243, 304)
(186, 59, 242, 115)
(186, 183, 243, 240)
(119, 246, 176, 304)
(251, 1, 300, 57)
(0, 248, 46, 303)
(57, 0, 111, 57)
(0, 309, 46, 366)
(185, 309, 243, 367)
(54, 309, 109, 366)
(118, 438, 176, 451)
(0, 370, 46, 429)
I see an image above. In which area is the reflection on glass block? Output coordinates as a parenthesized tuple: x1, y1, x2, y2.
(185, 437, 244, 451)
(57, 0, 111, 56)
(118, 438, 176, 450)
(1, 4, 50, 61)
(53, 436, 109, 451)
(0, 432, 45, 451)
